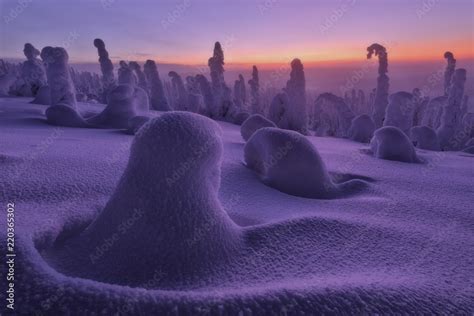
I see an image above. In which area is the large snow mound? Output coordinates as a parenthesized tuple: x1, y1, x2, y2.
(244, 127, 369, 198)
(410, 126, 440, 151)
(348, 114, 375, 143)
(240, 114, 276, 141)
(370, 126, 419, 163)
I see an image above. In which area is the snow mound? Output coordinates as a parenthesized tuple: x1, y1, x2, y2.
(126, 115, 150, 135)
(86, 84, 139, 129)
(410, 126, 440, 151)
(348, 114, 375, 143)
(233, 111, 250, 125)
(240, 114, 276, 141)
(244, 127, 368, 198)
(44, 112, 241, 287)
(370, 126, 419, 163)
(31, 85, 51, 105)
(461, 146, 474, 154)
(45, 104, 89, 127)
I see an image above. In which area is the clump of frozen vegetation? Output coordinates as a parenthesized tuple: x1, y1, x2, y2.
(185, 75, 203, 113)
(208, 42, 234, 121)
(410, 126, 440, 151)
(87, 84, 140, 129)
(47, 112, 241, 287)
(248, 66, 260, 114)
(312, 93, 354, 137)
(437, 68, 467, 150)
(443, 52, 456, 95)
(367, 43, 389, 128)
(116, 61, 149, 113)
(283, 59, 308, 134)
(383, 91, 415, 135)
(41, 46, 77, 107)
(268, 92, 290, 128)
(117, 61, 137, 85)
(0, 60, 19, 96)
(370, 126, 419, 163)
(240, 114, 276, 141)
(20, 43, 47, 97)
(348, 114, 375, 143)
(196, 74, 215, 116)
(129, 61, 148, 92)
(421, 96, 446, 129)
(144, 60, 170, 111)
(168, 71, 188, 111)
(93, 38, 115, 103)
(244, 127, 368, 198)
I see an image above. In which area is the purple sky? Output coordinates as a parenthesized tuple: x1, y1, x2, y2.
(1, 0, 473, 65)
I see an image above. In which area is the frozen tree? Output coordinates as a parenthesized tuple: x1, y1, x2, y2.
(268, 92, 290, 128)
(244, 127, 368, 199)
(240, 114, 276, 141)
(41, 46, 76, 107)
(421, 96, 446, 129)
(312, 93, 354, 137)
(93, 38, 115, 102)
(144, 60, 170, 111)
(383, 91, 415, 135)
(412, 88, 429, 126)
(185, 75, 202, 113)
(168, 71, 187, 111)
(20, 43, 47, 96)
(208, 41, 233, 119)
(196, 74, 214, 116)
(348, 114, 375, 143)
(233, 75, 248, 112)
(367, 43, 389, 128)
(410, 126, 440, 151)
(443, 52, 456, 95)
(0, 60, 18, 96)
(370, 126, 419, 163)
(239, 74, 247, 105)
(117, 61, 137, 85)
(357, 89, 366, 114)
(87, 84, 140, 128)
(129, 61, 148, 92)
(248, 65, 260, 114)
(437, 68, 466, 150)
(283, 58, 307, 134)
(48, 112, 240, 286)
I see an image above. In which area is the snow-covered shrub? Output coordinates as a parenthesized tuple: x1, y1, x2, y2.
(370, 126, 419, 163)
(313, 92, 354, 137)
(410, 126, 440, 151)
(244, 127, 368, 198)
(383, 91, 415, 135)
(437, 68, 466, 150)
(240, 114, 276, 141)
(348, 114, 375, 143)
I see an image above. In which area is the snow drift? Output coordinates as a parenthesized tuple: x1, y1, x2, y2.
(244, 127, 368, 198)
(370, 126, 419, 163)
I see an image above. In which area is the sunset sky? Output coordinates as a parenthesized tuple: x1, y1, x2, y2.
(1, 0, 473, 66)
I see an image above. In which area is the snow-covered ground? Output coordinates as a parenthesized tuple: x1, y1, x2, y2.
(0, 97, 473, 314)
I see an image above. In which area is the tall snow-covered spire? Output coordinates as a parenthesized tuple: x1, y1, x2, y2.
(93, 38, 115, 102)
(144, 60, 170, 111)
(248, 65, 260, 114)
(367, 43, 389, 128)
(443, 51, 456, 96)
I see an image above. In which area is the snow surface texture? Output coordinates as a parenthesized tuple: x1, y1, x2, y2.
(370, 126, 419, 163)
(367, 43, 389, 128)
(144, 60, 170, 111)
(348, 114, 375, 143)
(44, 112, 241, 287)
(240, 114, 276, 141)
(41, 46, 77, 107)
(410, 126, 440, 151)
(1, 99, 472, 314)
(383, 91, 415, 135)
(244, 127, 368, 199)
